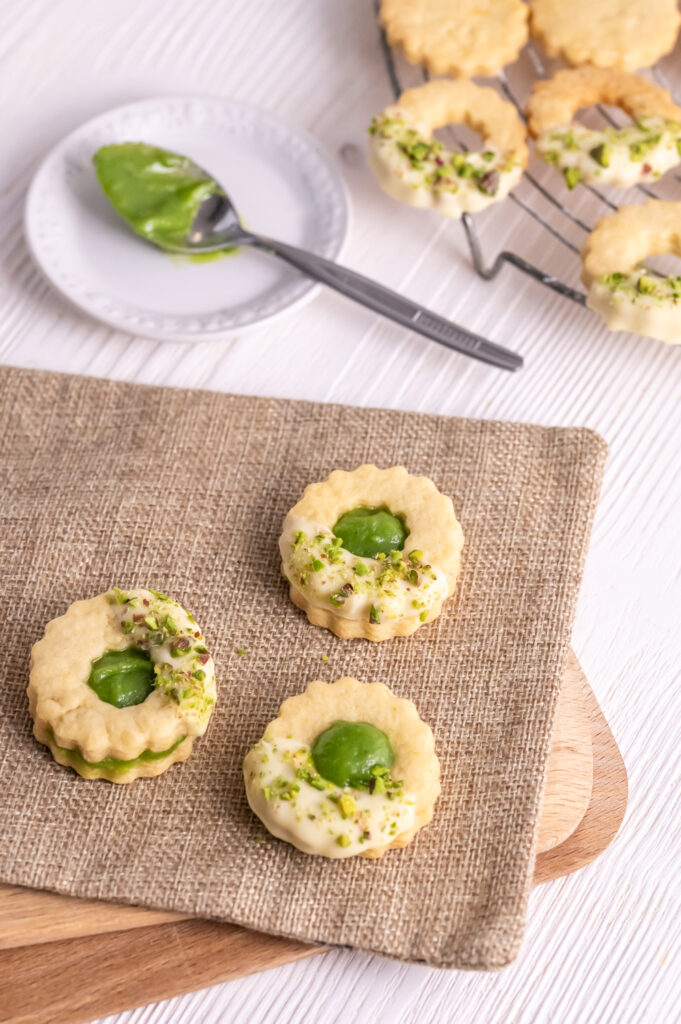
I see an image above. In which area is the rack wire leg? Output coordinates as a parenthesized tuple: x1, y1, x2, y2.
(461, 215, 587, 306)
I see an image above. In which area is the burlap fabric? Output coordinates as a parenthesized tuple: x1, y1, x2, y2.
(0, 366, 607, 969)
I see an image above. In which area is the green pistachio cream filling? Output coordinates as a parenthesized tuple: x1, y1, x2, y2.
(47, 729, 185, 775)
(311, 720, 395, 789)
(93, 142, 235, 259)
(87, 647, 155, 708)
(333, 506, 409, 558)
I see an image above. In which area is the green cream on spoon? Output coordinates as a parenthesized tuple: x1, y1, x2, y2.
(311, 720, 395, 788)
(333, 506, 408, 558)
(93, 142, 236, 259)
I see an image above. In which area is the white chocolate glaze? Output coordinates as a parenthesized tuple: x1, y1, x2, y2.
(243, 737, 416, 858)
(537, 118, 681, 188)
(279, 513, 449, 624)
(368, 111, 522, 218)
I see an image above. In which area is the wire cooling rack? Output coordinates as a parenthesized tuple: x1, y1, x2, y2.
(374, 6, 681, 310)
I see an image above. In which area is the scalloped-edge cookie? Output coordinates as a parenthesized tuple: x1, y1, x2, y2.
(369, 79, 528, 218)
(581, 200, 681, 344)
(28, 587, 216, 783)
(279, 464, 464, 641)
(529, 0, 680, 71)
(243, 676, 441, 858)
(527, 67, 681, 190)
(380, 0, 529, 77)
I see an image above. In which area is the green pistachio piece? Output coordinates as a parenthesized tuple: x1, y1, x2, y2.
(456, 161, 475, 179)
(406, 141, 429, 163)
(637, 276, 657, 294)
(590, 143, 611, 168)
(603, 272, 627, 289)
(563, 166, 581, 189)
(476, 169, 500, 196)
(339, 794, 356, 818)
(630, 136, 660, 162)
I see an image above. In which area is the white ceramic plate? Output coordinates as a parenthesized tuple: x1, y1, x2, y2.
(25, 96, 350, 343)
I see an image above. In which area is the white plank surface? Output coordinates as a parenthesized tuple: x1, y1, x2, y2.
(2, 2, 681, 1022)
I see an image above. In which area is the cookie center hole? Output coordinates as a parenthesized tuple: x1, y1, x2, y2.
(641, 253, 681, 278)
(87, 647, 155, 708)
(333, 506, 409, 558)
(433, 123, 484, 153)
(573, 104, 632, 130)
(311, 720, 395, 788)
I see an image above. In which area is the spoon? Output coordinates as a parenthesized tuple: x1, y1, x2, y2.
(167, 168, 523, 372)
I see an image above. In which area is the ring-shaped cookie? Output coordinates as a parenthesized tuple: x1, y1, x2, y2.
(527, 67, 681, 189)
(368, 80, 528, 219)
(380, 0, 529, 78)
(529, 0, 681, 73)
(279, 464, 464, 641)
(28, 587, 217, 782)
(581, 201, 681, 344)
(243, 677, 441, 858)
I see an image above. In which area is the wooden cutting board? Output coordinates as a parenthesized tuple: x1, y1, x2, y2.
(0, 652, 627, 1024)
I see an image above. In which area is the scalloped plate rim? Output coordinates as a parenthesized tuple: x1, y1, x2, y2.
(24, 94, 351, 344)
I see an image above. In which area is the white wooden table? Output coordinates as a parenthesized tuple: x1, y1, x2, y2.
(3, 2, 680, 1022)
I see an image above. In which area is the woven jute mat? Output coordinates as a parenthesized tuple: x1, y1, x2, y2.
(0, 366, 607, 970)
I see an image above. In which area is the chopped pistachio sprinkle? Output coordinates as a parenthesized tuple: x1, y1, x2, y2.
(107, 587, 214, 728)
(598, 269, 681, 305)
(538, 118, 681, 184)
(368, 114, 516, 199)
(286, 526, 443, 625)
(245, 737, 412, 854)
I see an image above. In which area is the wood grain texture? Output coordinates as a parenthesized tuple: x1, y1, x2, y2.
(0, 889, 188, 951)
(533, 667, 628, 886)
(0, 652, 592, 952)
(536, 652, 593, 855)
(0, 922, 322, 1024)
(0, 655, 623, 1024)
(1, 0, 678, 1020)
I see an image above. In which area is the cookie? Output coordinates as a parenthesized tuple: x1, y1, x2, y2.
(380, 0, 529, 77)
(279, 464, 464, 641)
(529, 0, 681, 71)
(28, 587, 216, 782)
(582, 201, 681, 344)
(527, 67, 681, 188)
(243, 677, 441, 858)
(368, 79, 528, 218)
